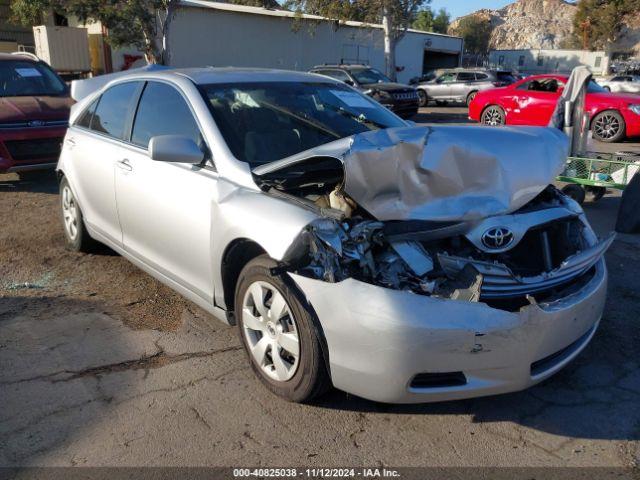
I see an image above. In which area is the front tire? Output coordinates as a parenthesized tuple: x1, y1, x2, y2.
(481, 105, 506, 126)
(592, 110, 625, 143)
(59, 176, 97, 252)
(235, 255, 331, 403)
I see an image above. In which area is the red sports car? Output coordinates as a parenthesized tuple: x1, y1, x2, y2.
(0, 52, 72, 176)
(469, 74, 640, 143)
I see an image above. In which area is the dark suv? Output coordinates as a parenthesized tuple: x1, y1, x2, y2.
(0, 53, 72, 176)
(309, 64, 419, 118)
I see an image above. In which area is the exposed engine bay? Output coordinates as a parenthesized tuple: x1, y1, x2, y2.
(253, 126, 614, 310)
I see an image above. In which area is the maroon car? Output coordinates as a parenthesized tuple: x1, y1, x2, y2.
(0, 53, 72, 176)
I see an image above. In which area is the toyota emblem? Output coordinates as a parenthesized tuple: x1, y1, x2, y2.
(481, 227, 514, 250)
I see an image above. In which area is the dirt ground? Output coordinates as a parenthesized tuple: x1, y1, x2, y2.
(1, 111, 640, 468)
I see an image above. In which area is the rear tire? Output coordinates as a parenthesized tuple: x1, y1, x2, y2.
(59, 176, 97, 252)
(235, 255, 331, 403)
(417, 89, 428, 107)
(591, 110, 625, 143)
(481, 105, 506, 126)
(603, 86, 611, 92)
(562, 184, 586, 205)
(466, 91, 478, 107)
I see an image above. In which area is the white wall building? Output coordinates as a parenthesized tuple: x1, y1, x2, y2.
(166, 1, 464, 84)
(489, 49, 610, 76)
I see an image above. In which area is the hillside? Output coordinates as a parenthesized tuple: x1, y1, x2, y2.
(448, 0, 640, 54)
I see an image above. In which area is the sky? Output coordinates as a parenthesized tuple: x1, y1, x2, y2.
(428, 0, 514, 19)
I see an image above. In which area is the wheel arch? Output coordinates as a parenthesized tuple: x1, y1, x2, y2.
(220, 238, 267, 324)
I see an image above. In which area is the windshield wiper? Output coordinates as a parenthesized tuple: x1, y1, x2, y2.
(259, 100, 342, 139)
(323, 103, 387, 130)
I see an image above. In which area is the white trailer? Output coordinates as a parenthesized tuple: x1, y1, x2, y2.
(33, 25, 91, 73)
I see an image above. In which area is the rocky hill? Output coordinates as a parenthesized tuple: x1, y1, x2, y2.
(448, 0, 640, 54)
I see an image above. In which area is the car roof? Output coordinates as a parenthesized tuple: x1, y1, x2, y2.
(524, 74, 569, 81)
(311, 64, 369, 69)
(170, 67, 339, 85)
(0, 52, 38, 62)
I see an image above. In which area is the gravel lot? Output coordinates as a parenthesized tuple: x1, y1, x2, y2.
(1, 108, 639, 468)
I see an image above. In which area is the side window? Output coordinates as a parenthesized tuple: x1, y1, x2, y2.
(475, 73, 489, 81)
(437, 73, 456, 83)
(131, 82, 202, 149)
(91, 82, 139, 139)
(323, 70, 351, 82)
(457, 72, 475, 82)
(76, 98, 99, 129)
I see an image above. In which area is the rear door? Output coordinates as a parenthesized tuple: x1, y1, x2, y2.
(114, 80, 217, 300)
(428, 72, 456, 100)
(451, 72, 475, 101)
(66, 81, 140, 245)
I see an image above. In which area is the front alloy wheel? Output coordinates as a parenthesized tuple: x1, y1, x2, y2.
(592, 111, 625, 143)
(242, 281, 300, 382)
(417, 90, 428, 107)
(481, 106, 506, 126)
(236, 255, 330, 402)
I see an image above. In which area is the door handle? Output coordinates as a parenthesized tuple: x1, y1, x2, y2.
(117, 159, 133, 172)
(65, 137, 76, 147)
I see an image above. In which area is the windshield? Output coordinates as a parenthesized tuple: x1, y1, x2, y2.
(0, 59, 67, 97)
(200, 81, 405, 166)
(350, 68, 391, 85)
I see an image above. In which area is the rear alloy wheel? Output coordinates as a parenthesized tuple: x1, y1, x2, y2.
(481, 106, 506, 126)
(236, 255, 330, 402)
(59, 176, 97, 252)
(466, 91, 478, 107)
(592, 110, 625, 143)
(417, 89, 428, 107)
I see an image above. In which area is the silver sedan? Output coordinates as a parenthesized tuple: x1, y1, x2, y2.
(58, 68, 610, 403)
(598, 75, 640, 93)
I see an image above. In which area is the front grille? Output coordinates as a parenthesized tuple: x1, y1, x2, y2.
(0, 120, 68, 130)
(4, 137, 63, 162)
(410, 372, 467, 389)
(392, 91, 418, 101)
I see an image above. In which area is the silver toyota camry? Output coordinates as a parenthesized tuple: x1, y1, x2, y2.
(58, 67, 611, 404)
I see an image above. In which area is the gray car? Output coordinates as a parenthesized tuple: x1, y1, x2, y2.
(416, 69, 507, 107)
(598, 75, 640, 94)
(58, 67, 610, 404)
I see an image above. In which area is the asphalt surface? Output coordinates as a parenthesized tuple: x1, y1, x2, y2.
(1, 107, 639, 468)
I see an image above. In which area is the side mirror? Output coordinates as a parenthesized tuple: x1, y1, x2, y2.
(149, 135, 205, 164)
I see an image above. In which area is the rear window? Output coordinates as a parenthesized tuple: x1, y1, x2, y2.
(0, 59, 66, 97)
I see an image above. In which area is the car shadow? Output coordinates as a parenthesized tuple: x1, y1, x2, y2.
(0, 172, 58, 195)
(413, 108, 474, 125)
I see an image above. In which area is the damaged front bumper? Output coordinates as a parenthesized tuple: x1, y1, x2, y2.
(290, 258, 607, 404)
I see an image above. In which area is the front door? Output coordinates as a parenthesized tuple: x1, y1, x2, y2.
(114, 81, 217, 301)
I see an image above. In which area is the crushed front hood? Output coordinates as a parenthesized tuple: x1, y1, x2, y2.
(255, 124, 570, 222)
(344, 125, 569, 222)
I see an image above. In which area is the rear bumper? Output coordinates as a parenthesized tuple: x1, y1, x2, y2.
(0, 127, 66, 173)
(290, 258, 607, 404)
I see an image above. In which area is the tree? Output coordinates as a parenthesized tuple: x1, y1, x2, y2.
(572, 0, 640, 50)
(431, 8, 449, 34)
(10, 0, 279, 64)
(456, 16, 492, 54)
(412, 8, 434, 32)
(287, 0, 428, 80)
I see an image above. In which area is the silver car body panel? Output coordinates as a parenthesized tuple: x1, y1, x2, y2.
(289, 258, 606, 403)
(598, 75, 640, 93)
(59, 67, 611, 403)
